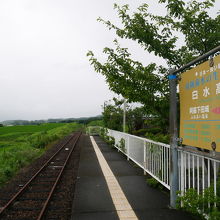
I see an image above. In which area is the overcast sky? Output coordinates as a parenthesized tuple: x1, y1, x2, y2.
(0, 0, 219, 121)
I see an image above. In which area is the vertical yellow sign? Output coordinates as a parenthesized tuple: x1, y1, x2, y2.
(179, 54, 220, 152)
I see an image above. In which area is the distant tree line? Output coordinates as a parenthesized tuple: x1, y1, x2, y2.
(1, 116, 103, 126)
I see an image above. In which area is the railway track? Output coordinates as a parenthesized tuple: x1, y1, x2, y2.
(0, 131, 82, 220)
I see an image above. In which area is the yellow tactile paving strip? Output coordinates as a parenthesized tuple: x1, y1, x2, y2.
(90, 136, 138, 220)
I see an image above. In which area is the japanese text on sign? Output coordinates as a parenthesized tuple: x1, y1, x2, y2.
(179, 54, 220, 152)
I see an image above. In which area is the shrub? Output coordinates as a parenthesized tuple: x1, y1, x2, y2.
(146, 177, 166, 191)
(100, 127, 108, 140)
(177, 187, 220, 220)
(106, 136, 115, 147)
(116, 138, 126, 153)
(132, 128, 148, 136)
(145, 132, 170, 144)
(26, 123, 81, 149)
(99, 128, 116, 148)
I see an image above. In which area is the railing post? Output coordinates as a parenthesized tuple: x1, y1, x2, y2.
(144, 141, 146, 175)
(180, 152, 184, 200)
(169, 68, 179, 209)
(127, 136, 130, 161)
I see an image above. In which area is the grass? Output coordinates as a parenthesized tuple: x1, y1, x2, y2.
(0, 123, 82, 186)
(0, 123, 67, 135)
(0, 123, 69, 148)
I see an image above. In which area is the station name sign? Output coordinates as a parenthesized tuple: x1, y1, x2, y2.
(179, 54, 220, 152)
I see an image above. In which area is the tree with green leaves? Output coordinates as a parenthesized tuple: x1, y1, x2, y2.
(126, 105, 146, 134)
(102, 98, 124, 131)
(87, 0, 220, 133)
(102, 97, 146, 133)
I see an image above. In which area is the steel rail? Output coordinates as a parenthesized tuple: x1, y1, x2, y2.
(37, 131, 81, 220)
(0, 132, 80, 217)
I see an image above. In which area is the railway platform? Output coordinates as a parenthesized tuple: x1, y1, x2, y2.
(71, 135, 195, 220)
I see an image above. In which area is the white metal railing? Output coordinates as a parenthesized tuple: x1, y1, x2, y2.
(106, 129, 220, 197)
(87, 126, 100, 135)
(107, 129, 170, 189)
(178, 148, 220, 197)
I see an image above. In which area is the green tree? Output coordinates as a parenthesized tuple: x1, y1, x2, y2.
(126, 106, 146, 134)
(102, 98, 124, 131)
(102, 98, 146, 133)
(87, 0, 220, 133)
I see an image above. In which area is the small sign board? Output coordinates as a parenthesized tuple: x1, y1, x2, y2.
(179, 54, 220, 151)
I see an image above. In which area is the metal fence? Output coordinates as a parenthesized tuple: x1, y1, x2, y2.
(107, 129, 220, 197)
(178, 148, 220, 197)
(107, 129, 170, 189)
(87, 126, 100, 136)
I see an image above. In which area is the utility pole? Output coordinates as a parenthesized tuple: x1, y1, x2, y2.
(123, 99, 126, 133)
(169, 69, 179, 208)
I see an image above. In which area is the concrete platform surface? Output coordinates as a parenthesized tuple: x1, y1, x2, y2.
(71, 135, 195, 220)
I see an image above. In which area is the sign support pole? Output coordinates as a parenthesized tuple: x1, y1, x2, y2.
(169, 69, 179, 208)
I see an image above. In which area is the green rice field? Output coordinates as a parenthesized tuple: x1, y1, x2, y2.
(0, 123, 66, 135)
(0, 123, 82, 186)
